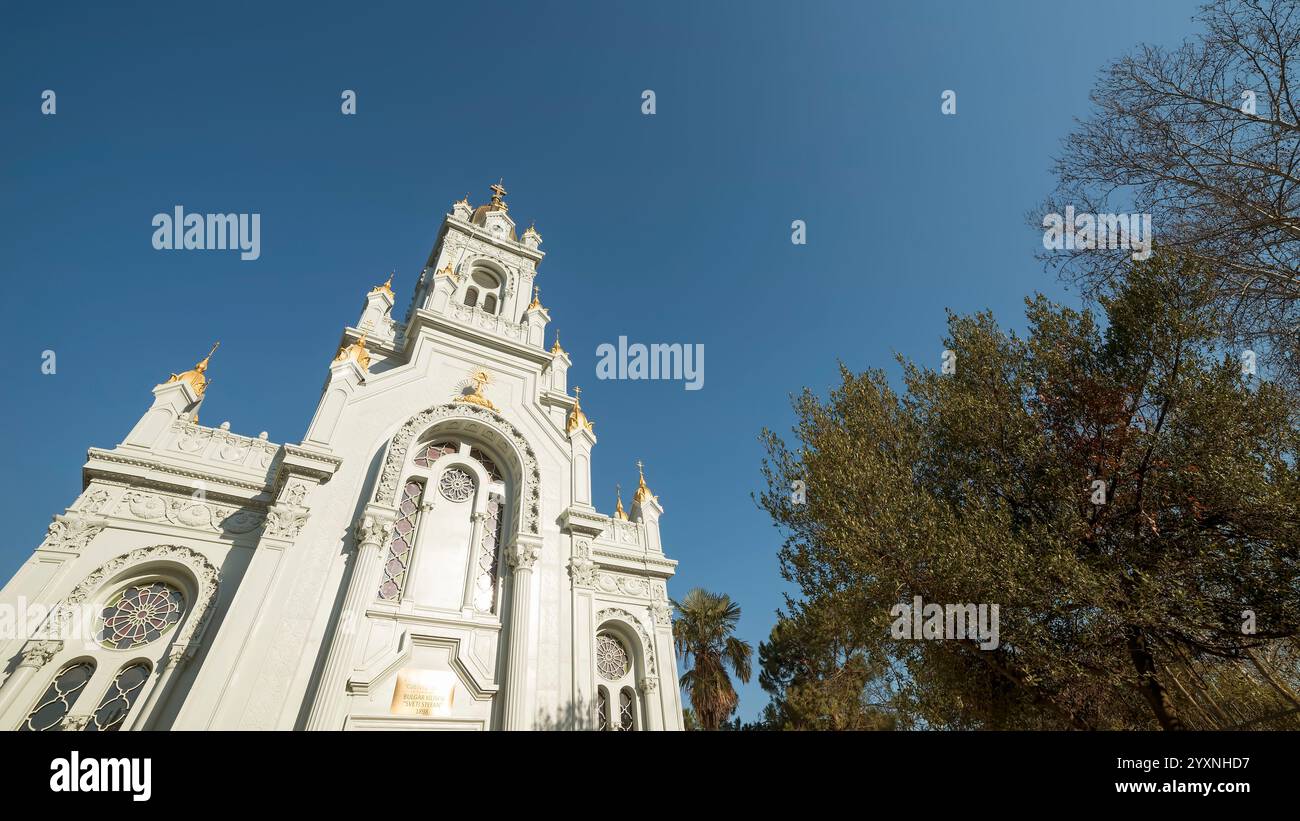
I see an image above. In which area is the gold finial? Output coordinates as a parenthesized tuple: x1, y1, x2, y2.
(333, 333, 370, 371)
(528, 285, 543, 311)
(370, 271, 395, 297)
(633, 459, 657, 505)
(550, 331, 566, 356)
(457, 193, 470, 205)
(614, 483, 628, 520)
(456, 368, 499, 412)
(166, 341, 220, 397)
(566, 386, 594, 435)
(435, 262, 456, 280)
(488, 179, 508, 211)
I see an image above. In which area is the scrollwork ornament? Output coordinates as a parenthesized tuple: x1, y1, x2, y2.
(19, 640, 63, 670)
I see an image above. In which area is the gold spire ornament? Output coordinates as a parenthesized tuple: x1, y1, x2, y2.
(333, 333, 371, 371)
(527, 285, 543, 311)
(370, 271, 395, 298)
(550, 331, 566, 356)
(633, 460, 658, 505)
(488, 179, 508, 211)
(614, 484, 628, 520)
(566, 386, 594, 435)
(456, 368, 499, 412)
(166, 341, 220, 397)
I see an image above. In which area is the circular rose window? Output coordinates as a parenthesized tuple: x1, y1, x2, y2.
(97, 582, 185, 650)
(439, 467, 475, 502)
(596, 634, 630, 681)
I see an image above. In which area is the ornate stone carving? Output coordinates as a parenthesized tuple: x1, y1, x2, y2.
(114, 490, 265, 536)
(569, 541, 596, 588)
(280, 480, 309, 506)
(263, 505, 309, 540)
(649, 600, 673, 628)
(507, 540, 541, 571)
(639, 676, 658, 693)
(60, 714, 92, 731)
(354, 512, 396, 549)
(595, 571, 654, 599)
(373, 403, 541, 535)
(77, 488, 113, 514)
(42, 513, 106, 551)
(19, 640, 63, 669)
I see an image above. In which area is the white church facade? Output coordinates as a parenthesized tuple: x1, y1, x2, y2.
(0, 184, 684, 731)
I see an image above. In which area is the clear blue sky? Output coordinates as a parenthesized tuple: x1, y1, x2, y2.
(0, 0, 1205, 722)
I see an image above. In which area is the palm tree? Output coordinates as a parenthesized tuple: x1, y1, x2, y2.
(672, 588, 753, 730)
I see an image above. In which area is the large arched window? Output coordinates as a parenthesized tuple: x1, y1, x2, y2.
(594, 632, 640, 731)
(19, 661, 95, 731)
(378, 436, 510, 612)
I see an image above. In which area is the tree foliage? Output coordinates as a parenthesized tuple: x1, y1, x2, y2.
(1040, 0, 1300, 391)
(672, 588, 753, 730)
(758, 255, 1300, 729)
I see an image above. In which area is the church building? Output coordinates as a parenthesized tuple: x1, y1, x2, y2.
(0, 184, 684, 731)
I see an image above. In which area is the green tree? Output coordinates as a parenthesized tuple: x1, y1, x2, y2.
(759, 255, 1300, 730)
(672, 588, 753, 730)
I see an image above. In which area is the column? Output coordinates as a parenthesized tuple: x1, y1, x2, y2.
(501, 533, 542, 729)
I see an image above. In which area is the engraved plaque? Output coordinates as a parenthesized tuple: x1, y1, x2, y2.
(390, 669, 457, 717)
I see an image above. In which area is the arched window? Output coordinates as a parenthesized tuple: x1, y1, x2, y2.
(464, 268, 503, 315)
(472, 492, 504, 613)
(596, 686, 609, 731)
(378, 480, 425, 600)
(619, 688, 636, 731)
(392, 437, 511, 612)
(87, 662, 152, 731)
(594, 632, 640, 731)
(19, 661, 95, 731)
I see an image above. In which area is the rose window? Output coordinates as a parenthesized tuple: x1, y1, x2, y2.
(596, 634, 630, 681)
(97, 582, 185, 650)
(439, 467, 475, 502)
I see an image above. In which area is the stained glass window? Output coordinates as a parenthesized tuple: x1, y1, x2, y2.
(439, 467, 475, 502)
(472, 492, 504, 612)
(20, 661, 94, 731)
(469, 448, 503, 482)
(619, 688, 635, 731)
(596, 634, 630, 681)
(378, 480, 424, 600)
(97, 582, 185, 650)
(87, 663, 151, 732)
(597, 686, 609, 731)
(413, 440, 459, 467)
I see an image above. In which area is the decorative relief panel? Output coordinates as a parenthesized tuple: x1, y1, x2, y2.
(449, 302, 528, 342)
(113, 491, 265, 536)
(594, 571, 654, 599)
(170, 421, 278, 471)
